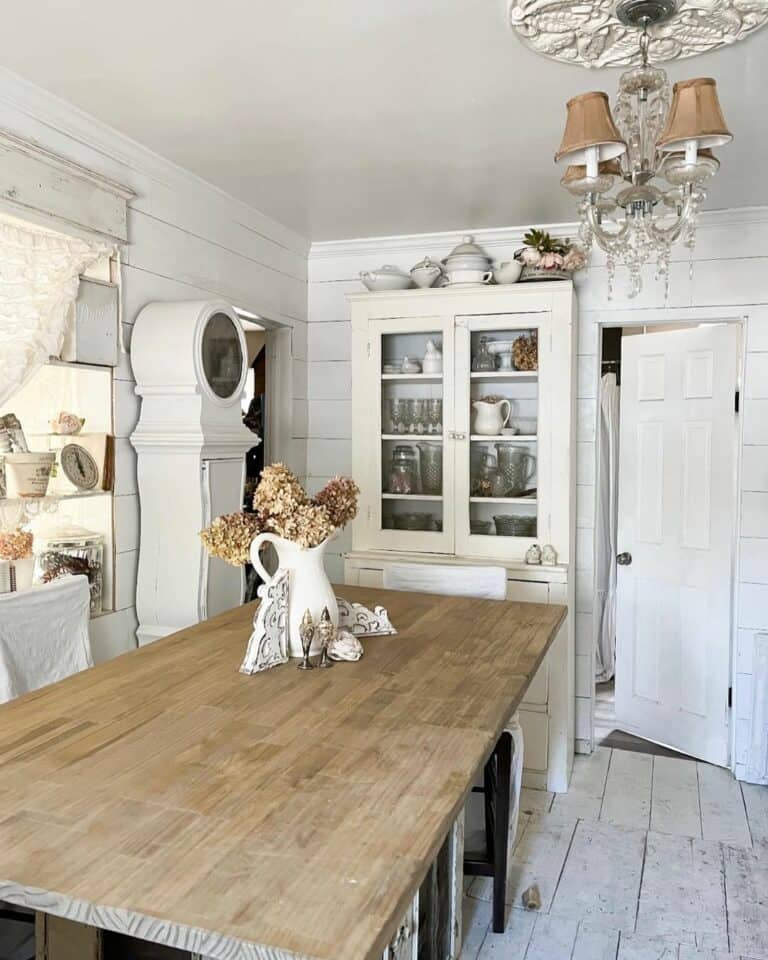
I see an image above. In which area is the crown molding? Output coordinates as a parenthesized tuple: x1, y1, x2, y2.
(308, 206, 768, 262)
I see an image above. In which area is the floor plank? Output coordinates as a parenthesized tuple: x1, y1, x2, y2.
(524, 915, 579, 960)
(467, 813, 577, 911)
(549, 819, 646, 931)
(636, 832, 727, 950)
(551, 747, 611, 820)
(742, 782, 768, 849)
(459, 896, 491, 960)
(572, 923, 621, 960)
(601, 750, 653, 830)
(474, 910, 535, 960)
(723, 844, 768, 960)
(698, 764, 752, 848)
(651, 756, 702, 839)
(617, 932, 680, 959)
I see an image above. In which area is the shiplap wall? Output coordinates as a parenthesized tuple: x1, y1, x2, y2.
(0, 69, 309, 663)
(307, 207, 768, 783)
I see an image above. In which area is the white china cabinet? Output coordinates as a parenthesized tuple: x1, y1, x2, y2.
(345, 282, 576, 791)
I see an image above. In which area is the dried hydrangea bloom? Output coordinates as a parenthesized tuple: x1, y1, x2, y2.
(252, 463, 306, 518)
(199, 512, 262, 566)
(0, 529, 33, 561)
(266, 502, 334, 549)
(313, 476, 359, 528)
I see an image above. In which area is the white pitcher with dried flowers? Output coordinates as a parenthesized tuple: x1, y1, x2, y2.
(200, 464, 359, 658)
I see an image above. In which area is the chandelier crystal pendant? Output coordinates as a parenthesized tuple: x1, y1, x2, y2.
(555, 0, 732, 298)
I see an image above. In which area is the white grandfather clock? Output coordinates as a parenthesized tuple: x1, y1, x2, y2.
(130, 300, 257, 645)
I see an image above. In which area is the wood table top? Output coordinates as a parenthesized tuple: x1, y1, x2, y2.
(0, 586, 565, 960)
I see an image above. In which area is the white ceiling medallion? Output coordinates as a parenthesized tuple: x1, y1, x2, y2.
(509, 0, 768, 68)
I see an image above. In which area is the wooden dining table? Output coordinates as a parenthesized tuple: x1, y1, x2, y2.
(0, 585, 566, 960)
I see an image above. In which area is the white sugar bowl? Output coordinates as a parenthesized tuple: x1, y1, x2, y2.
(410, 256, 442, 289)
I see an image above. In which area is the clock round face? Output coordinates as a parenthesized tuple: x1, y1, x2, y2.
(201, 311, 244, 400)
(60, 443, 99, 491)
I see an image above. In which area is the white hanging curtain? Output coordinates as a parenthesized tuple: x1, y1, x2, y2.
(0, 216, 111, 408)
(595, 372, 620, 682)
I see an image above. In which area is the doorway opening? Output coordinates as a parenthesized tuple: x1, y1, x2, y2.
(592, 318, 742, 766)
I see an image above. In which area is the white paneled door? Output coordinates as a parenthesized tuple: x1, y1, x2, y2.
(615, 324, 739, 766)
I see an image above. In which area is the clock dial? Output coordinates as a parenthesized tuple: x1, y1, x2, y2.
(60, 443, 99, 491)
(201, 312, 243, 399)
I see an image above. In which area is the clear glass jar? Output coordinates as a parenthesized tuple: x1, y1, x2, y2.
(388, 445, 418, 495)
(33, 523, 104, 615)
(472, 336, 496, 372)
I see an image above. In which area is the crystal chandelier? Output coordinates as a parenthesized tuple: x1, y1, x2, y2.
(555, 0, 732, 298)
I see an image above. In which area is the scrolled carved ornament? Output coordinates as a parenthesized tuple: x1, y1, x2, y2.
(508, 0, 768, 68)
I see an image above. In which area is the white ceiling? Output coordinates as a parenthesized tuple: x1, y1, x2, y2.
(2, 0, 767, 241)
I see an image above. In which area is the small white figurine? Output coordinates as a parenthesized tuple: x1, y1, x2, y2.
(525, 544, 542, 565)
(328, 629, 364, 662)
(541, 544, 558, 566)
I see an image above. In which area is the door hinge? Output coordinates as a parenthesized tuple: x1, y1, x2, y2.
(728, 686, 733, 709)
(735, 390, 740, 413)
(366, 340, 372, 359)
(367, 505, 373, 522)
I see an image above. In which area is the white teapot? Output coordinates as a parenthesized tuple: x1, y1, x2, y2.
(472, 398, 511, 436)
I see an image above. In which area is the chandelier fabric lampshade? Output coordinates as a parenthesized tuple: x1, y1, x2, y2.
(555, 91, 627, 164)
(657, 78, 732, 151)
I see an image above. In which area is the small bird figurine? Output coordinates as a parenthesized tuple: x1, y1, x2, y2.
(297, 608, 315, 670)
(316, 606, 336, 669)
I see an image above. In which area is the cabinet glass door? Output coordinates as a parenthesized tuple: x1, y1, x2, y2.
(370, 317, 454, 553)
(454, 313, 549, 560)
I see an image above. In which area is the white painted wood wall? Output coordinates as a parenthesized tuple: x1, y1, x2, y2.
(307, 207, 768, 784)
(0, 68, 309, 664)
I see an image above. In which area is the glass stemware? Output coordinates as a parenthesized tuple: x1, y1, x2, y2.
(388, 398, 407, 434)
(427, 398, 442, 435)
(407, 398, 427, 434)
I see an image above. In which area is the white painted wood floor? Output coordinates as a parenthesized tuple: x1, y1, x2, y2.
(462, 748, 768, 960)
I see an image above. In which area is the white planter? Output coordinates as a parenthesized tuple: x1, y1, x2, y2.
(4, 453, 55, 498)
(250, 533, 338, 657)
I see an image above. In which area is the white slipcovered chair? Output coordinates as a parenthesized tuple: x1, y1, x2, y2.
(0, 575, 93, 703)
(382, 562, 523, 934)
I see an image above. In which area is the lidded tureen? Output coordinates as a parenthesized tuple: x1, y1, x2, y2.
(442, 235, 493, 286)
(442, 235, 492, 271)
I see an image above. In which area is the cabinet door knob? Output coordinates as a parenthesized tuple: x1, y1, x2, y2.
(617, 552, 632, 566)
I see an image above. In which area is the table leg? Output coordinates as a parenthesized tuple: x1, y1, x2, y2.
(492, 731, 512, 934)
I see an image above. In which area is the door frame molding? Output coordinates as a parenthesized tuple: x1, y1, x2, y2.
(588, 306, 747, 769)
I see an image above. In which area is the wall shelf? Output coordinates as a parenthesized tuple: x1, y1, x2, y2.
(381, 492, 443, 501)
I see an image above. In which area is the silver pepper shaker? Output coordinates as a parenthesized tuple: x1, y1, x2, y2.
(297, 608, 315, 670)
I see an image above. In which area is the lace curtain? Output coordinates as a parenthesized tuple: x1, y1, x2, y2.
(0, 217, 111, 408)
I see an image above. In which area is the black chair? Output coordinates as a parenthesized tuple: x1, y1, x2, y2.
(463, 730, 513, 934)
